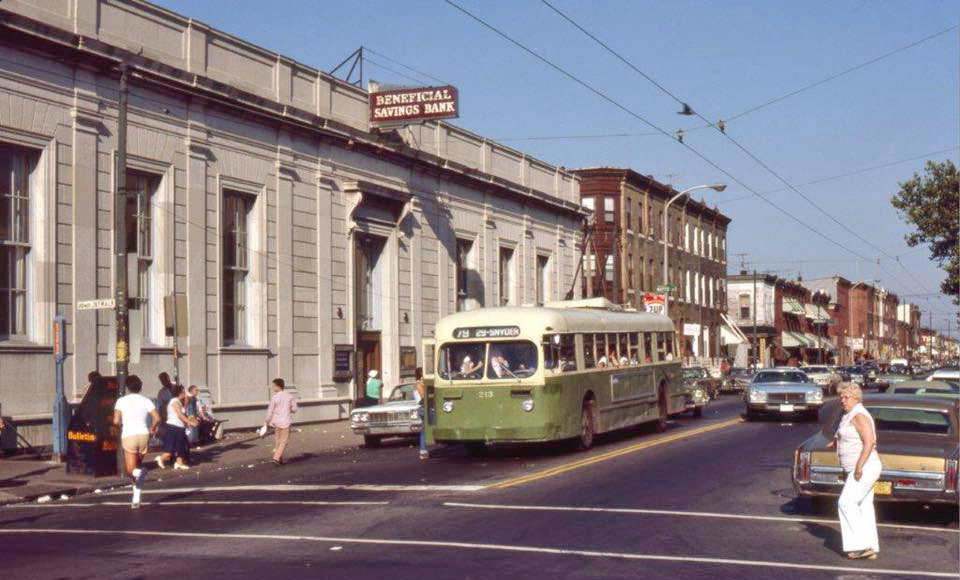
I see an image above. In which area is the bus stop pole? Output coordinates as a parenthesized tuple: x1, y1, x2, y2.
(51, 315, 68, 462)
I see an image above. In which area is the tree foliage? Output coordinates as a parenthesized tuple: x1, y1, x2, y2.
(890, 160, 959, 305)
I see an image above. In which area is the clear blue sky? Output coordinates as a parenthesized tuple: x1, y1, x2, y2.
(155, 0, 959, 334)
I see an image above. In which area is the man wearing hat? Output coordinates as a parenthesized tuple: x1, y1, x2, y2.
(363, 369, 383, 407)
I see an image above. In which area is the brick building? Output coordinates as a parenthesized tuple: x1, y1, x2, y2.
(573, 168, 730, 359)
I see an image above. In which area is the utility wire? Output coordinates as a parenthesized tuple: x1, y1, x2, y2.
(536, 0, 935, 298)
(363, 46, 448, 85)
(444, 1, 883, 270)
(365, 57, 431, 86)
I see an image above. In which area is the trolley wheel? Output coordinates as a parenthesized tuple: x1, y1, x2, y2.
(692, 406, 703, 418)
(577, 399, 596, 450)
(363, 435, 382, 447)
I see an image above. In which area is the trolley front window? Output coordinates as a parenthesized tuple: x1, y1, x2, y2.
(438, 343, 486, 380)
(487, 341, 538, 379)
(437, 341, 539, 380)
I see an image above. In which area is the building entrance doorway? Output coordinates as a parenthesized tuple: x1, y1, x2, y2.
(356, 331, 382, 403)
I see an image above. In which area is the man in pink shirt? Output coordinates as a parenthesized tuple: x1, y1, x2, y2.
(263, 378, 297, 465)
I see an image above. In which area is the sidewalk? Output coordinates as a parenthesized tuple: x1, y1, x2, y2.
(0, 420, 364, 506)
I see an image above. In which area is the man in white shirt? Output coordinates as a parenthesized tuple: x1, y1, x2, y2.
(113, 374, 160, 508)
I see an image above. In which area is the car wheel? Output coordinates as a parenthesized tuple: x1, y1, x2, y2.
(363, 435, 382, 447)
(578, 399, 596, 450)
(745, 409, 758, 422)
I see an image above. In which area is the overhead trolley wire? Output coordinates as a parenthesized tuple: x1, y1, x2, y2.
(443, 1, 883, 267)
(536, 0, 939, 298)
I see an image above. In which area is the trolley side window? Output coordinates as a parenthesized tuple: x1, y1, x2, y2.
(643, 332, 654, 363)
(559, 334, 577, 371)
(583, 333, 596, 369)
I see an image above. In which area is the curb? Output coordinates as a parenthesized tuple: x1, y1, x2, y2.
(0, 431, 272, 507)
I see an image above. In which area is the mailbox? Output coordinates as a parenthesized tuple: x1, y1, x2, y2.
(66, 375, 119, 477)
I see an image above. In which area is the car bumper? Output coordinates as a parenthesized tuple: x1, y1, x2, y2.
(352, 422, 422, 436)
(747, 402, 822, 414)
(794, 474, 958, 505)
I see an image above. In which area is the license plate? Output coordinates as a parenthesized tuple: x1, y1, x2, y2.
(779, 404, 794, 412)
(873, 481, 892, 495)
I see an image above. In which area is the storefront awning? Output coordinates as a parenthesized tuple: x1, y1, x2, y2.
(781, 331, 810, 348)
(804, 303, 832, 323)
(719, 313, 749, 345)
(803, 333, 835, 350)
(782, 298, 805, 316)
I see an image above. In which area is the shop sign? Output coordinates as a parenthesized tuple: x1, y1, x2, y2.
(399, 346, 418, 377)
(847, 337, 864, 350)
(683, 323, 701, 337)
(369, 85, 459, 125)
(642, 293, 665, 315)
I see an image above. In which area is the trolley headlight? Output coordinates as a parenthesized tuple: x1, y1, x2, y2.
(749, 389, 767, 403)
(442, 400, 455, 413)
(521, 399, 535, 412)
(806, 390, 823, 402)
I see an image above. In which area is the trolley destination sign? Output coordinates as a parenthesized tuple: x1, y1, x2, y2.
(453, 326, 521, 339)
(369, 85, 459, 125)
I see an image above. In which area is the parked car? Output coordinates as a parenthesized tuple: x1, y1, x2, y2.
(682, 384, 710, 418)
(721, 367, 752, 393)
(350, 383, 422, 447)
(832, 366, 851, 383)
(802, 366, 840, 395)
(841, 366, 865, 386)
(793, 396, 959, 506)
(682, 367, 721, 400)
(744, 368, 823, 421)
(888, 380, 960, 399)
(928, 367, 960, 383)
(874, 371, 911, 392)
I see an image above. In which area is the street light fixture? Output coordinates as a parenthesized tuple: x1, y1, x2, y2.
(662, 183, 726, 319)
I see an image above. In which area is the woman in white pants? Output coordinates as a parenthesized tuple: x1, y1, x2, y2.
(829, 383, 882, 560)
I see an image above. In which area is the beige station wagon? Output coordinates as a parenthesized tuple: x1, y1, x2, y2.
(793, 395, 959, 506)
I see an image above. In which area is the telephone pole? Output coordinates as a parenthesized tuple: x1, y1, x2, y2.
(114, 63, 130, 396)
(752, 270, 758, 368)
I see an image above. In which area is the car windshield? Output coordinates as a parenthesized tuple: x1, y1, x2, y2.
(866, 406, 952, 435)
(486, 341, 538, 380)
(390, 384, 415, 401)
(805, 367, 828, 373)
(682, 369, 705, 379)
(752, 371, 808, 384)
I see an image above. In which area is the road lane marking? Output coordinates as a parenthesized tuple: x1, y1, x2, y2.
(443, 502, 960, 535)
(102, 484, 486, 495)
(491, 417, 743, 489)
(5, 500, 389, 508)
(0, 528, 954, 578)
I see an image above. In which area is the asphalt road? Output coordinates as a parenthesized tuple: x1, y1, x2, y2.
(1, 394, 957, 579)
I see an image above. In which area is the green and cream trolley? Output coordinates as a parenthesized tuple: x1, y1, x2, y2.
(423, 299, 685, 449)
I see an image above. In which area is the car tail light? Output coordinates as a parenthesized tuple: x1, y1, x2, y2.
(946, 460, 958, 493)
(796, 451, 811, 483)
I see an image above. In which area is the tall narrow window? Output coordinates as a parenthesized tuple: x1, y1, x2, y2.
(223, 192, 252, 345)
(604, 197, 615, 223)
(605, 255, 615, 283)
(0, 147, 35, 339)
(499, 246, 515, 306)
(536, 254, 550, 305)
(126, 172, 157, 340)
(456, 238, 474, 312)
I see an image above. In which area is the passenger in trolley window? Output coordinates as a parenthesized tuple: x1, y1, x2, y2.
(489, 348, 511, 378)
(459, 355, 482, 378)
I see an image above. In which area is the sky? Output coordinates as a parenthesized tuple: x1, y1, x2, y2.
(155, 0, 959, 335)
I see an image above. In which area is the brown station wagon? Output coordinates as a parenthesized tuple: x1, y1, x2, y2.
(793, 395, 959, 506)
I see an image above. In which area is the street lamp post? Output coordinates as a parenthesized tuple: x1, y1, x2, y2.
(662, 183, 726, 319)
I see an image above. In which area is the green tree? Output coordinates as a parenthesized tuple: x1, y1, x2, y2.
(891, 160, 959, 305)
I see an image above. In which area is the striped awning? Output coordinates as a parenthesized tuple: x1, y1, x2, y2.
(804, 303, 831, 323)
(781, 331, 811, 348)
(782, 298, 805, 316)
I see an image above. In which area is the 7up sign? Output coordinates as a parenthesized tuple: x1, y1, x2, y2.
(643, 293, 666, 315)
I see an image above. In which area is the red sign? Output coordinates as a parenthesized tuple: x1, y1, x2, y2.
(643, 293, 666, 315)
(369, 85, 459, 125)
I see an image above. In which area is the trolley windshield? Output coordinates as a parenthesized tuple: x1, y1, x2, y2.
(438, 341, 538, 380)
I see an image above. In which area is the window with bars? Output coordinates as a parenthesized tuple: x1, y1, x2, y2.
(0, 147, 35, 339)
(125, 172, 157, 340)
(223, 191, 252, 345)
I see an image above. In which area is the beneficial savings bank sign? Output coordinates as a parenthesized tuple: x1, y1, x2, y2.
(369, 85, 459, 125)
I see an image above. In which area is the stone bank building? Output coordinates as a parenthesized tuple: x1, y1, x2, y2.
(0, 0, 584, 448)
